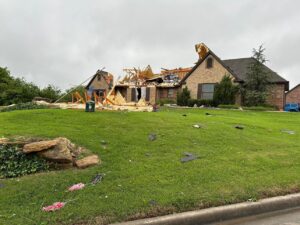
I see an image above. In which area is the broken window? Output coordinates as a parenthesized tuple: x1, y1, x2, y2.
(145, 88, 150, 101)
(206, 58, 213, 68)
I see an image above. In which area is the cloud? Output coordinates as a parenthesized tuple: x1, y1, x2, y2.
(0, 0, 300, 89)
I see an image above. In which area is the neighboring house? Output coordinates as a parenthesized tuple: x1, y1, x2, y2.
(164, 44, 289, 110)
(85, 70, 114, 99)
(286, 84, 300, 104)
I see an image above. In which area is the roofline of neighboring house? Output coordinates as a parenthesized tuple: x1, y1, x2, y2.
(286, 84, 300, 93)
(179, 51, 242, 85)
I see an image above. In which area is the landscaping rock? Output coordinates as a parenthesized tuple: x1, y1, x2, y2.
(75, 155, 100, 169)
(37, 138, 73, 163)
(23, 139, 58, 153)
(0, 138, 9, 145)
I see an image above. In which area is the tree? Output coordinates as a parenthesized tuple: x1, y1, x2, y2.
(39, 85, 61, 102)
(177, 87, 191, 106)
(243, 45, 270, 106)
(213, 75, 238, 105)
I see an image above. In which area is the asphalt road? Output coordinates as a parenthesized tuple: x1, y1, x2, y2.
(211, 207, 300, 225)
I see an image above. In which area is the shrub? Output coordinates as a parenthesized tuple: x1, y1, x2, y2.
(213, 75, 239, 105)
(0, 102, 50, 112)
(187, 99, 216, 107)
(243, 105, 277, 111)
(157, 99, 176, 106)
(177, 87, 191, 106)
(218, 104, 240, 109)
(0, 145, 49, 178)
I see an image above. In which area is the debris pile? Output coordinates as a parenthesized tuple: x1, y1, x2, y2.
(0, 137, 100, 169)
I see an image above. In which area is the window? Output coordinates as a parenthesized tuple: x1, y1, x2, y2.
(168, 89, 174, 98)
(198, 84, 215, 100)
(97, 75, 101, 81)
(206, 58, 213, 68)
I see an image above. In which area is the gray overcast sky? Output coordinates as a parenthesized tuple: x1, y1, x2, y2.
(0, 0, 299, 90)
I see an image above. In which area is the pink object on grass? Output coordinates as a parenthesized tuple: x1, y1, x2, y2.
(68, 183, 85, 191)
(42, 202, 65, 212)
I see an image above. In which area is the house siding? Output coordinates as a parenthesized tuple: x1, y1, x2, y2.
(286, 85, 300, 104)
(185, 54, 234, 99)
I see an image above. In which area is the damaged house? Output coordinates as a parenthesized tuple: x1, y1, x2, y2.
(91, 43, 289, 110)
(85, 69, 114, 101)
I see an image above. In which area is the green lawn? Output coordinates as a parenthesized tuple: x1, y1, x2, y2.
(0, 108, 300, 225)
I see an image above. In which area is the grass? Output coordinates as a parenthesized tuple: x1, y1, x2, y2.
(0, 108, 300, 225)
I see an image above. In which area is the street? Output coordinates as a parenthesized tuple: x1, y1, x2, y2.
(212, 207, 300, 225)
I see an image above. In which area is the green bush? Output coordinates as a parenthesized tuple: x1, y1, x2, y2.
(157, 99, 176, 106)
(0, 102, 51, 112)
(243, 105, 277, 111)
(187, 99, 216, 107)
(0, 145, 49, 178)
(218, 104, 240, 109)
(177, 87, 191, 106)
(213, 75, 239, 105)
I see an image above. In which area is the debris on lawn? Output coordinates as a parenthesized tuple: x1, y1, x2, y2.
(192, 124, 202, 129)
(182, 114, 187, 117)
(149, 200, 157, 206)
(281, 129, 295, 135)
(148, 133, 157, 141)
(234, 125, 244, 130)
(42, 202, 65, 212)
(91, 173, 103, 185)
(181, 152, 199, 163)
(145, 152, 151, 157)
(68, 183, 85, 192)
(205, 112, 212, 116)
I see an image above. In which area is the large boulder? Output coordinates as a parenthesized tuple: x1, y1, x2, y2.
(75, 155, 100, 169)
(37, 137, 74, 163)
(23, 140, 58, 153)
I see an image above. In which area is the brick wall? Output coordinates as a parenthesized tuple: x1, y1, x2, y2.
(286, 85, 300, 104)
(266, 84, 286, 110)
(185, 54, 234, 99)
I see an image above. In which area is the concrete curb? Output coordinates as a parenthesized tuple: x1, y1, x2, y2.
(111, 193, 300, 225)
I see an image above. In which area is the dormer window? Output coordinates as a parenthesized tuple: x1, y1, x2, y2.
(206, 57, 213, 68)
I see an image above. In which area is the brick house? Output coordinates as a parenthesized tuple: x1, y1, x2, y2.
(286, 84, 300, 104)
(100, 43, 290, 110)
(163, 45, 289, 110)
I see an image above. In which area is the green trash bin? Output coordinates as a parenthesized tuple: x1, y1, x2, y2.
(85, 101, 95, 112)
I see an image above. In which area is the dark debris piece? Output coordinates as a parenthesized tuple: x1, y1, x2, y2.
(234, 125, 244, 130)
(182, 114, 187, 117)
(148, 133, 157, 141)
(91, 173, 103, 185)
(181, 152, 199, 163)
(205, 112, 211, 116)
(149, 200, 157, 206)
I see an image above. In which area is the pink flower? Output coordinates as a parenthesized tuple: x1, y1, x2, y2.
(42, 202, 65, 212)
(68, 183, 85, 192)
